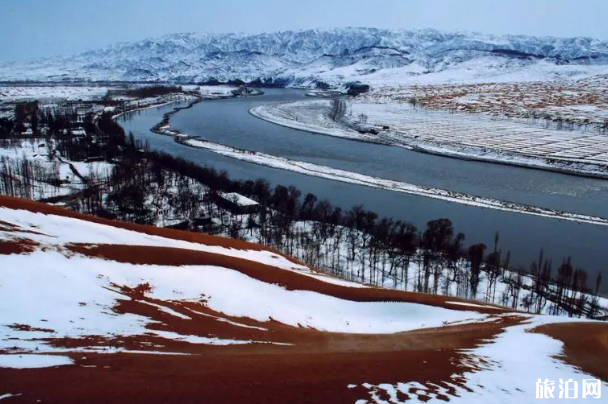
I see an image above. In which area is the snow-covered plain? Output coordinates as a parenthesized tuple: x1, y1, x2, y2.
(0, 85, 115, 102)
(360, 74, 608, 128)
(252, 97, 608, 178)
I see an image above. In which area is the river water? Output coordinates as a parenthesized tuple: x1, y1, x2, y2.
(119, 89, 608, 289)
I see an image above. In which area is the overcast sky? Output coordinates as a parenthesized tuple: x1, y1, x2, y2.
(1, 0, 607, 62)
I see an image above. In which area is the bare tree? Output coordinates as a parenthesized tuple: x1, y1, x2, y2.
(329, 99, 347, 122)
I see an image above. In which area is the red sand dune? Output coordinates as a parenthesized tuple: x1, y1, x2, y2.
(0, 195, 607, 404)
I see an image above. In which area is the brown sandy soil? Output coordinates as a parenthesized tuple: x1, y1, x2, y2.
(0, 194, 302, 265)
(0, 316, 523, 404)
(534, 322, 608, 382)
(7, 324, 55, 333)
(2, 243, 521, 403)
(1, 196, 606, 403)
(0, 219, 18, 230)
(0, 238, 38, 255)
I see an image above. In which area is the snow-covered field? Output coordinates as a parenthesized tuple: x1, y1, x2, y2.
(0, 139, 113, 199)
(252, 95, 608, 178)
(0, 85, 116, 102)
(0, 202, 479, 356)
(360, 74, 608, 127)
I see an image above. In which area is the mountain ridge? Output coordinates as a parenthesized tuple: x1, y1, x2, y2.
(2, 27, 608, 85)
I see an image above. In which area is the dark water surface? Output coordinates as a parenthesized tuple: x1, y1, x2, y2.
(119, 90, 608, 290)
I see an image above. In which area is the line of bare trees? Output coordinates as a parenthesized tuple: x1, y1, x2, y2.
(0, 101, 606, 319)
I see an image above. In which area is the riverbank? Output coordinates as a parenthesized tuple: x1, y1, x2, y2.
(147, 102, 608, 227)
(250, 100, 608, 180)
(111, 85, 257, 121)
(149, 88, 265, 138)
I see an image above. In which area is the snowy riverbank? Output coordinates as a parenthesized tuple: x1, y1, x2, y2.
(149, 118, 608, 227)
(251, 101, 608, 180)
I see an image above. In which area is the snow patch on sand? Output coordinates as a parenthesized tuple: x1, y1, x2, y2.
(0, 394, 21, 401)
(353, 315, 608, 403)
(0, 206, 305, 271)
(0, 354, 73, 369)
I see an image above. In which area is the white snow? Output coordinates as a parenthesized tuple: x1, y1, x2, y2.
(0, 394, 21, 401)
(252, 99, 608, 179)
(184, 306, 268, 331)
(2, 28, 607, 86)
(147, 330, 267, 346)
(137, 301, 192, 320)
(250, 101, 365, 141)
(0, 251, 485, 344)
(352, 315, 608, 403)
(0, 206, 487, 357)
(287, 269, 371, 289)
(219, 192, 259, 207)
(0, 354, 73, 369)
(0, 207, 304, 271)
(140, 263, 483, 334)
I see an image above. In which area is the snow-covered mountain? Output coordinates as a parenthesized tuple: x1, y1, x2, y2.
(2, 27, 608, 86)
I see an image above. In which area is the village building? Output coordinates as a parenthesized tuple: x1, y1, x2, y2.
(211, 192, 260, 215)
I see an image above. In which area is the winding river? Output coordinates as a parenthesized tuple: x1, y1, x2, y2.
(118, 89, 608, 289)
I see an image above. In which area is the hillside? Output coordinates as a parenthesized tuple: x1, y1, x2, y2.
(0, 195, 607, 403)
(2, 28, 608, 86)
